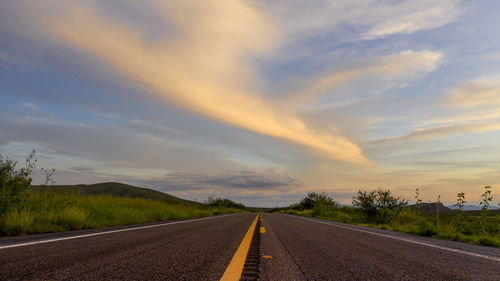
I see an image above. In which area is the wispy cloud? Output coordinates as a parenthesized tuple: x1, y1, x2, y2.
(363, 0, 462, 38)
(371, 121, 500, 143)
(254, 0, 462, 40)
(443, 77, 500, 107)
(369, 75, 500, 143)
(294, 50, 441, 106)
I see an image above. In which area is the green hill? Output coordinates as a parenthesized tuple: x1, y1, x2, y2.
(32, 182, 200, 205)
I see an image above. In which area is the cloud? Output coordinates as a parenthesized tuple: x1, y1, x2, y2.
(371, 121, 500, 143)
(368, 75, 500, 144)
(295, 50, 441, 105)
(0, 117, 243, 172)
(1, 1, 458, 165)
(70, 166, 94, 172)
(2, 0, 366, 164)
(141, 167, 297, 192)
(363, 0, 462, 38)
(443, 77, 500, 107)
(254, 0, 462, 40)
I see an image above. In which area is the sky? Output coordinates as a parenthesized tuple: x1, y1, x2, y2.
(1, 0, 500, 207)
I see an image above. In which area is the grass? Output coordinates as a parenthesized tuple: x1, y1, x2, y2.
(0, 190, 244, 236)
(278, 207, 500, 248)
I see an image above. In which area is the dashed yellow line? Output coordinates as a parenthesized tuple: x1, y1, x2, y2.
(259, 226, 266, 234)
(220, 213, 260, 281)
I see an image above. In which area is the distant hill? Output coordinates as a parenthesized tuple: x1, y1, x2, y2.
(408, 203, 453, 214)
(408, 203, 500, 215)
(32, 182, 200, 205)
(447, 204, 499, 211)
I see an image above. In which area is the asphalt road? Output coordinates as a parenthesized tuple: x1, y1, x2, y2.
(1, 212, 499, 281)
(259, 213, 500, 281)
(0, 213, 255, 281)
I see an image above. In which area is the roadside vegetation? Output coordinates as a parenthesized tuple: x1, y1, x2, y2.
(0, 151, 246, 236)
(272, 188, 500, 248)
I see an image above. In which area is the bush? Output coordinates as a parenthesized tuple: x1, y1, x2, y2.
(278, 187, 500, 248)
(291, 192, 338, 215)
(0, 150, 36, 213)
(352, 188, 407, 223)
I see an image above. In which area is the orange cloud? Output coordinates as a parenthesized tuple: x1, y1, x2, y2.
(444, 77, 500, 107)
(34, 1, 369, 164)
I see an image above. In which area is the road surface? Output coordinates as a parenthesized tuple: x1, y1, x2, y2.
(259, 213, 500, 281)
(1, 212, 499, 280)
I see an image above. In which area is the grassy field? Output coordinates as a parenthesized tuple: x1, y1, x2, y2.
(273, 191, 500, 248)
(0, 151, 246, 236)
(278, 208, 500, 247)
(1, 189, 244, 236)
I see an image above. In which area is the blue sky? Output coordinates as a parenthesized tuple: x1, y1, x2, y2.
(1, 0, 500, 207)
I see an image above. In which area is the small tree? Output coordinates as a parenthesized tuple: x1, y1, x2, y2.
(298, 193, 316, 209)
(479, 186, 493, 235)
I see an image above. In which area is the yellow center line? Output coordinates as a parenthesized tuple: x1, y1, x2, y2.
(259, 226, 266, 234)
(220, 213, 260, 281)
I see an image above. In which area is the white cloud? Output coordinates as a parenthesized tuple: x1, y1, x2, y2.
(364, 0, 463, 38)
(253, 0, 462, 40)
(292, 50, 442, 106)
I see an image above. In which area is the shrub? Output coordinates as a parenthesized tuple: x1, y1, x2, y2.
(352, 188, 407, 222)
(292, 192, 338, 215)
(0, 150, 36, 213)
(311, 192, 338, 217)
